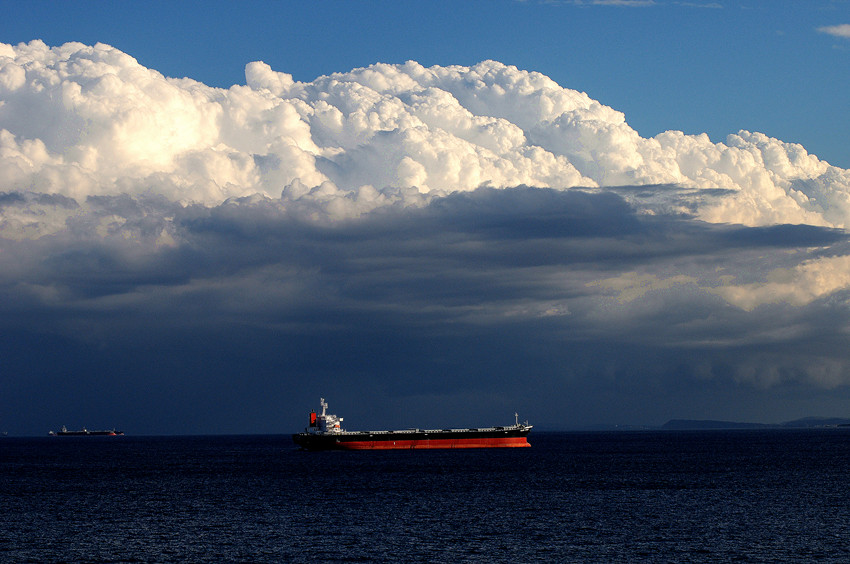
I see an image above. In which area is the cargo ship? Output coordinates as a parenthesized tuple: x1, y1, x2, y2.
(293, 398, 531, 450)
(49, 426, 124, 436)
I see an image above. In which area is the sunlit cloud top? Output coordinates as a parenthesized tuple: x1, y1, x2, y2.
(2, 40, 849, 238)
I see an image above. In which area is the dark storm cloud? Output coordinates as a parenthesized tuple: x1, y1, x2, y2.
(3, 186, 850, 435)
(3, 186, 846, 333)
(719, 223, 847, 249)
(0, 191, 79, 209)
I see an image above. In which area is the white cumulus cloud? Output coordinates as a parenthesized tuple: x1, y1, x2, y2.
(818, 24, 850, 39)
(2, 40, 850, 234)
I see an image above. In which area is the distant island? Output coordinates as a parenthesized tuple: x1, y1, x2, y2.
(661, 417, 850, 431)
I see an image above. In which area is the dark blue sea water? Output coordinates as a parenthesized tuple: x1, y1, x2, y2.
(3, 430, 850, 562)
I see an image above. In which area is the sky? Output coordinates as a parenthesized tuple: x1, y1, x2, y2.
(2, 0, 850, 435)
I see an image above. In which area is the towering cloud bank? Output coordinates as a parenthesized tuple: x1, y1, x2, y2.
(1, 40, 848, 233)
(5, 41, 850, 432)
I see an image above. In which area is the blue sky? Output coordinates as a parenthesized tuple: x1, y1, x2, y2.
(4, 0, 849, 167)
(3, 1, 850, 435)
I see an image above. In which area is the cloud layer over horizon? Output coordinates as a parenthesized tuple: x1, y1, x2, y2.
(3, 41, 850, 434)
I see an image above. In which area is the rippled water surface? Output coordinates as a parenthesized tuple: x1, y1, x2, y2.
(3, 430, 850, 562)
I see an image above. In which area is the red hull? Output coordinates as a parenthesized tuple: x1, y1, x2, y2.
(320, 436, 530, 450)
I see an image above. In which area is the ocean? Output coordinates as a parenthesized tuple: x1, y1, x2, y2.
(2, 429, 850, 562)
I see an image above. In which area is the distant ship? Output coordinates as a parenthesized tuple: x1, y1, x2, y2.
(49, 426, 124, 436)
(293, 398, 531, 450)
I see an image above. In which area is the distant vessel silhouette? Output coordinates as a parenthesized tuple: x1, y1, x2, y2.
(49, 426, 124, 436)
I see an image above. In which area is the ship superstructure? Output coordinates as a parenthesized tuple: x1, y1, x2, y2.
(293, 398, 531, 450)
